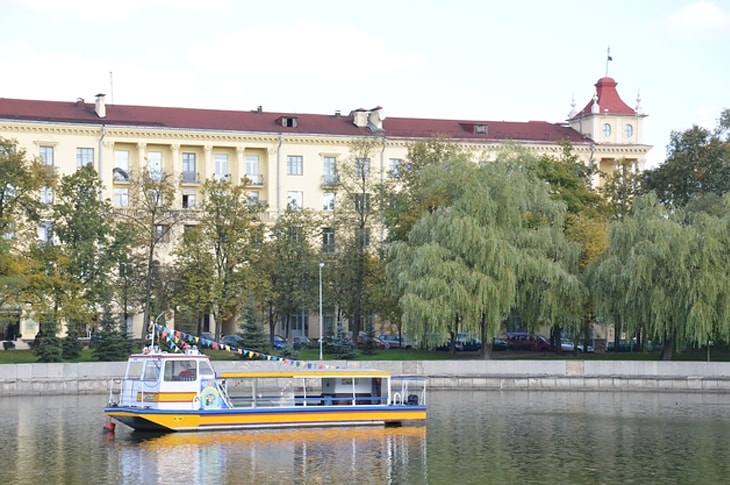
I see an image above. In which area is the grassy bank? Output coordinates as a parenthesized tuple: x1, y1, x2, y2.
(2, 345, 727, 364)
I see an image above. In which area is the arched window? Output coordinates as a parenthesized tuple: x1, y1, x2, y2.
(624, 124, 633, 138)
(602, 123, 612, 137)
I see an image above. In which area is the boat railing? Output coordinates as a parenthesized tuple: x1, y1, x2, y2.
(226, 393, 389, 408)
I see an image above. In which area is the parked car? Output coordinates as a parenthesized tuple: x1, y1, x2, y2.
(576, 342, 595, 353)
(436, 333, 482, 352)
(561, 338, 575, 352)
(292, 335, 316, 349)
(220, 334, 243, 347)
(492, 337, 511, 351)
(506, 332, 553, 352)
(273, 335, 288, 350)
(358, 334, 390, 349)
(378, 334, 416, 349)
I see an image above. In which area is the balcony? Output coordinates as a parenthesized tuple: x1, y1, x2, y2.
(321, 174, 339, 188)
(181, 171, 200, 184)
(245, 173, 265, 186)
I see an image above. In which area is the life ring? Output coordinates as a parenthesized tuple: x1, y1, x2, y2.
(200, 385, 221, 409)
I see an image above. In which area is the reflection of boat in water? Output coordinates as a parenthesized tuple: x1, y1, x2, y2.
(113, 426, 428, 483)
(105, 336, 427, 432)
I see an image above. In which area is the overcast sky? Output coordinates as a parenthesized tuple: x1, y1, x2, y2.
(2, 0, 729, 167)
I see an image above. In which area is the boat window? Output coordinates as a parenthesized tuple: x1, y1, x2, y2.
(199, 360, 215, 377)
(164, 360, 197, 381)
(143, 360, 161, 382)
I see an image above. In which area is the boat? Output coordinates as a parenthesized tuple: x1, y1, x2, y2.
(104, 341, 427, 433)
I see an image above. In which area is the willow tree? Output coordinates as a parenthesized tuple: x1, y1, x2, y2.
(387, 150, 585, 358)
(586, 193, 730, 359)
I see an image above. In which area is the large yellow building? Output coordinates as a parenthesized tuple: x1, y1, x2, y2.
(0, 76, 650, 341)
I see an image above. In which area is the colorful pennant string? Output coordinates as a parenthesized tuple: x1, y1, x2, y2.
(155, 325, 342, 369)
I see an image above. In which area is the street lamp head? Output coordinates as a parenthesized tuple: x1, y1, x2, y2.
(319, 261, 324, 268)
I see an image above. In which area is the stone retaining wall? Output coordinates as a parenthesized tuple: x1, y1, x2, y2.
(1, 359, 730, 396)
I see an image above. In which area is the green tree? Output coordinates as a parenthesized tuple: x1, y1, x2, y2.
(259, 207, 321, 343)
(239, 300, 271, 357)
(332, 138, 387, 343)
(385, 136, 472, 243)
(0, 137, 56, 314)
(124, 165, 181, 336)
(175, 178, 264, 340)
(92, 309, 134, 361)
(585, 193, 730, 359)
(388, 149, 585, 358)
(641, 109, 730, 207)
(601, 159, 643, 220)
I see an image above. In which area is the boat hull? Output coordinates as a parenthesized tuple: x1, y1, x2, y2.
(105, 405, 427, 432)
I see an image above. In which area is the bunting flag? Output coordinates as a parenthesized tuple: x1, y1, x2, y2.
(153, 325, 344, 369)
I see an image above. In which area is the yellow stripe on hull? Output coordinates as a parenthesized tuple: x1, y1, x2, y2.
(106, 407, 427, 432)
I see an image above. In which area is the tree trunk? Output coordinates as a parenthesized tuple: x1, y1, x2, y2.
(659, 336, 673, 360)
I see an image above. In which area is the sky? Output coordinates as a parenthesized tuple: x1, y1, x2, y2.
(2, 0, 729, 168)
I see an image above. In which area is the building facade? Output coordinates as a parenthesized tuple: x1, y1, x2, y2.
(0, 76, 650, 341)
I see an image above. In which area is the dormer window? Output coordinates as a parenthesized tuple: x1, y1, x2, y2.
(279, 116, 298, 128)
(474, 124, 488, 135)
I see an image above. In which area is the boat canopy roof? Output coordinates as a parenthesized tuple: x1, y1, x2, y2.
(219, 369, 391, 379)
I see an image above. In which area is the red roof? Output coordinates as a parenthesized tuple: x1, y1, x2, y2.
(573, 77, 635, 118)
(0, 97, 588, 145)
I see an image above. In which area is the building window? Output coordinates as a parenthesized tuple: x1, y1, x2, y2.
(354, 193, 371, 212)
(287, 155, 303, 176)
(154, 224, 170, 243)
(358, 228, 371, 248)
(246, 191, 260, 207)
(38, 221, 53, 244)
(115, 188, 129, 207)
(322, 227, 335, 252)
(245, 155, 263, 185)
(113, 151, 130, 181)
(39, 146, 54, 166)
(389, 158, 401, 178)
(182, 193, 196, 209)
(182, 153, 197, 183)
(148, 151, 163, 181)
(323, 156, 337, 185)
(602, 123, 612, 137)
(148, 189, 163, 207)
(76, 148, 94, 168)
(624, 124, 634, 138)
(355, 158, 370, 177)
(287, 191, 303, 210)
(323, 192, 335, 211)
(214, 154, 229, 180)
(40, 186, 53, 205)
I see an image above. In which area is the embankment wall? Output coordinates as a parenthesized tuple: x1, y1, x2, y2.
(2, 359, 730, 396)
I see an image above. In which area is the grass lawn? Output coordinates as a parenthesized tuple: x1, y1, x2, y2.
(1, 344, 727, 364)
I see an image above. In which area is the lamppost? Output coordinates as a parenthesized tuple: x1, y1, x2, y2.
(149, 310, 167, 349)
(319, 260, 324, 361)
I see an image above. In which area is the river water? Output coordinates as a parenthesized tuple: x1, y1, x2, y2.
(2, 390, 729, 484)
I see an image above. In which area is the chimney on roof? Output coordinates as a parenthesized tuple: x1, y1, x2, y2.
(257, 105, 262, 113)
(95, 93, 106, 118)
(335, 110, 341, 118)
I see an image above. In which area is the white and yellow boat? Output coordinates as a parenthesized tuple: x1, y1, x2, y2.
(104, 345, 427, 433)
